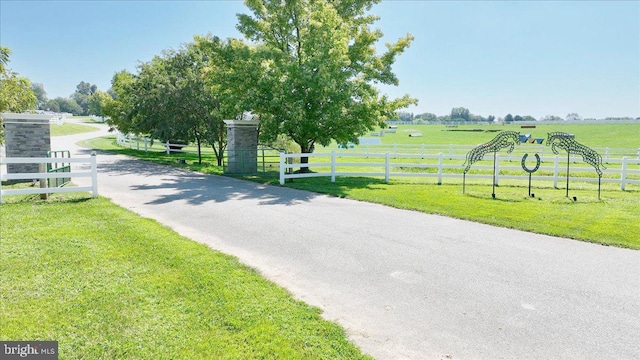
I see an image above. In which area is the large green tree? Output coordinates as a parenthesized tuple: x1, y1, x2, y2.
(31, 82, 48, 109)
(103, 70, 137, 133)
(450, 107, 470, 122)
(237, 0, 416, 171)
(0, 46, 37, 144)
(51, 97, 83, 115)
(72, 81, 98, 115)
(105, 39, 248, 166)
(88, 90, 112, 118)
(194, 35, 256, 165)
(0, 47, 36, 113)
(504, 114, 514, 123)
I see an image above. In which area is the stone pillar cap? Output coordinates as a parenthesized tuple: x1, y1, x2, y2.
(1, 113, 56, 123)
(223, 119, 260, 126)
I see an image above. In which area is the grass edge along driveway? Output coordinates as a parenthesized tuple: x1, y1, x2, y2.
(80, 136, 640, 250)
(0, 195, 372, 359)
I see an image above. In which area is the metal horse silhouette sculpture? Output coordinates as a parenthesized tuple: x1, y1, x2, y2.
(462, 131, 520, 197)
(546, 132, 606, 199)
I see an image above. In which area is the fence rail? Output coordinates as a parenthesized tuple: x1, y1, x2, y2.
(279, 151, 640, 190)
(117, 132, 640, 161)
(0, 154, 98, 203)
(49, 116, 66, 125)
(115, 132, 640, 187)
(115, 133, 283, 173)
(316, 144, 640, 161)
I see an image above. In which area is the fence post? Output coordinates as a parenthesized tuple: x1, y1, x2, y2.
(166, 141, 170, 155)
(620, 157, 627, 190)
(331, 150, 336, 183)
(279, 152, 285, 185)
(450, 144, 453, 157)
(605, 147, 609, 162)
(553, 155, 559, 188)
(0, 161, 3, 204)
(438, 153, 443, 185)
(385, 152, 390, 183)
(494, 154, 500, 186)
(91, 152, 98, 198)
(637, 148, 640, 160)
(144, 137, 148, 152)
(421, 144, 425, 158)
(39, 163, 48, 200)
(136, 137, 140, 151)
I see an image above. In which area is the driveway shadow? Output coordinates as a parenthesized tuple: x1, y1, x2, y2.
(97, 155, 319, 207)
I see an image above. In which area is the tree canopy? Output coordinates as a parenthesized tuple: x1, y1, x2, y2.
(31, 82, 48, 109)
(88, 90, 112, 118)
(0, 47, 36, 114)
(103, 0, 416, 170)
(104, 38, 249, 165)
(237, 0, 416, 168)
(71, 81, 98, 115)
(0, 46, 37, 144)
(450, 107, 470, 122)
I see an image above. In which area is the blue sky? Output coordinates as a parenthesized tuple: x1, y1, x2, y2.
(1, 0, 638, 119)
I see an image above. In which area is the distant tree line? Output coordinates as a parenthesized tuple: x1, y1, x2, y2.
(390, 109, 640, 123)
(391, 107, 498, 123)
(31, 80, 112, 116)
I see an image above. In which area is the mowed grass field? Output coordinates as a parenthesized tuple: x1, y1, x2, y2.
(50, 122, 100, 136)
(372, 122, 640, 148)
(2, 119, 370, 358)
(309, 123, 640, 249)
(0, 194, 371, 359)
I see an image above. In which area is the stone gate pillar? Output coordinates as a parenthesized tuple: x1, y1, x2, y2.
(224, 119, 259, 174)
(1, 113, 52, 174)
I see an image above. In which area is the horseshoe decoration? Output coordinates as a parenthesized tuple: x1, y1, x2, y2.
(521, 153, 540, 197)
(521, 153, 541, 173)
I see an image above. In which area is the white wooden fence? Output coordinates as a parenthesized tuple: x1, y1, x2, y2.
(316, 144, 640, 161)
(279, 151, 640, 190)
(0, 154, 98, 203)
(116, 133, 195, 155)
(49, 116, 66, 125)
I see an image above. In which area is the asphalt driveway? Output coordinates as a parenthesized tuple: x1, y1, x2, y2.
(52, 124, 640, 360)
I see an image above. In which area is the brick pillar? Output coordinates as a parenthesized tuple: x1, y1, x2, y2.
(224, 119, 259, 174)
(1, 113, 52, 174)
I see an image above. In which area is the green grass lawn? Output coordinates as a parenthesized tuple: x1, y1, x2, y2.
(78, 136, 225, 175)
(0, 193, 371, 359)
(283, 177, 640, 249)
(378, 123, 640, 148)
(50, 122, 100, 136)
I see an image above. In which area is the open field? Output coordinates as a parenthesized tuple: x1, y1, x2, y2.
(50, 122, 100, 136)
(373, 123, 640, 148)
(0, 192, 371, 359)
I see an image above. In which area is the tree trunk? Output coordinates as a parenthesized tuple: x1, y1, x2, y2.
(300, 154, 310, 173)
(210, 120, 226, 167)
(196, 136, 202, 165)
(299, 141, 314, 173)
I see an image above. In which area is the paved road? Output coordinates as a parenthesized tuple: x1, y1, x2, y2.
(53, 122, 639, 360)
